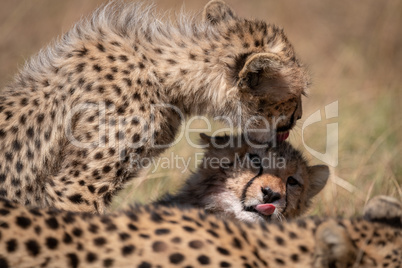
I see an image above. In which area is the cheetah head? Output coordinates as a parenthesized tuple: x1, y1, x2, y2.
(171, 134, 329, 223)
(204, 0, 310, 143)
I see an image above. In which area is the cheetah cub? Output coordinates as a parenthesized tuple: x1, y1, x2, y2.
(0, 0, 309, 213)
(159, 134, 329, 223)
(0, 196, 400, 268)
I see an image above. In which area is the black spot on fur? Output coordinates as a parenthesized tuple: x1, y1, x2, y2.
(107, 55, 116, 62)
(122, 245, 135, 256)
(63, 232, 73, 244)
(96, 43, 105, 52)
(6, 239, 17, 252)
(275, 236, 285, 246)
(16, 216, 31, 229)
(119, 55, 128, 62)
(119, 232, 131, 241)
(275, 258, 285, 265)
(93, 64, 102, 72)
(12, 140, 22, 151)
(0, 258, 8, 268)
(105, 74, 114, 81)
(25, 240, 41, 256)
(68, 194, 84, 204)
(76, 63, 86, 73)
(36, 113, 45, 124)
(189, 240, 203, 249)
(72, 228, 83, 237)
(290, 254, 299, 262)
(155, 228, 170, 235)
(299, 245, 309, 253)
(5, 111, 13, 120)
(232, 237, 243, 249)
(169, 253, 185, 264)
(86, 252, 97, 263)
(152, 241, 167, 252)
(98, 185, 109, 194)
(89, 224, 99, 234)
(220, 261, 232, 267)
(94, 152, 103, 159)
(0, 130, 6, 139)
(207, 229, 219, 238)
(103, 258, 114, 267)
(66, 253, 80, 268)
(183, 226, 196, 233)
(19, 115, 26, 124)
(102, 165, 112, 173)
(46, 237, 58, 249)
(138, 262, 151, 268)
(0, 174, 6, 183)
(198, 255, 210, 265)
(26, 127, 34, 138)
(45, 217, 59, 229)
(123, 78, 132, 87)
(217, 247, 230, 256)
(88, 185, 96, 193)
(93, 237, 107, 247)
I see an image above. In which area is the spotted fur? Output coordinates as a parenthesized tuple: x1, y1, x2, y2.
(158, 134, 329, 223)
(0, 0, 309, 213)
(0, 196, 400, 268)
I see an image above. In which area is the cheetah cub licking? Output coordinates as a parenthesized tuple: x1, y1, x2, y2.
(159, 134, 329, 223)
(0, 0, 309, 213)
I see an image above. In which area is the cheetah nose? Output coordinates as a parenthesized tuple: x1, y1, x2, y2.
(261, 187, 281, 204)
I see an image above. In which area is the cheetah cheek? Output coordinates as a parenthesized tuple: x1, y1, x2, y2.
(255, 204, 276, 215)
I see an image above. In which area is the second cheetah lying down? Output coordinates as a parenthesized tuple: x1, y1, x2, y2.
(0, 195, 400, 268)
(158, 134, 329, 223)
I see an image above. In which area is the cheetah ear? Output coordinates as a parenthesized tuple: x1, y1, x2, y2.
(237, 53, 283, 89)
(203, 0, 237, 25)
(313, 220, 357, 267)
(306, 165, 329, 199)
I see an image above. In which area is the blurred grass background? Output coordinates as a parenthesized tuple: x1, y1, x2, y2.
(0, 0, 400, 217)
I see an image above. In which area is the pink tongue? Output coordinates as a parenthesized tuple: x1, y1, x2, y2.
(276, 131, 289, 142)
(255, 204, 276, 216)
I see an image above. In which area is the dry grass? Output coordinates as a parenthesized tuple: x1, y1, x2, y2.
(0, 0, 400, 217)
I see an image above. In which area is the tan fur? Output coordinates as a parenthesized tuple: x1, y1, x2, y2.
(159, 134, 329, 223)
(0, 0, 309, 213)
(0, 196, 400, 268)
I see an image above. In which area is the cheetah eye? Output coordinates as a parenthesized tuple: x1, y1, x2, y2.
(248, 72, 260, 88)
(248, 153, 261, 168)
(287, 176, 299, 186)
